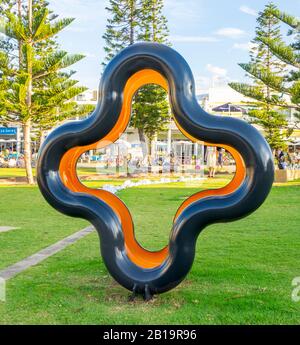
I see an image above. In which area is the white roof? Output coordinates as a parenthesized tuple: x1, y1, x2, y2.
(208, 85, 252, 104)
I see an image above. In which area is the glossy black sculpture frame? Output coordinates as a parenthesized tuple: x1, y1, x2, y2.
(37, 43, 274, 300)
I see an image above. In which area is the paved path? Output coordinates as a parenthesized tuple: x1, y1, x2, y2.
(0, 226, 94, 280)
(0, 226, 19, 233)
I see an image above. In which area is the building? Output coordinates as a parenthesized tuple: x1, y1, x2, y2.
(74, 89, 98, 106)
(198, 85, 300, 145)
(1, 85, 299, 158)
(0, 126, 21, 153)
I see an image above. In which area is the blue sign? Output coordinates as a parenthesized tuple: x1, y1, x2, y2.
(0, 127, 17, 136)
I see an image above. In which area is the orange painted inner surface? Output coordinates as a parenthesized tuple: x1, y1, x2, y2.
(59, 69, 246, 269)
(172, 120, 245, 221)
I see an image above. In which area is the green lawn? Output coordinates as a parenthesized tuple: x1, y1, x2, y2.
(0, 167, 103, 179)
(0, 177, 228, 270)
(0, 186, 88, 270)
(0, 178, 299, 324)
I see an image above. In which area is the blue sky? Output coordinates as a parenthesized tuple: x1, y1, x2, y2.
(49, 0, 300, 93)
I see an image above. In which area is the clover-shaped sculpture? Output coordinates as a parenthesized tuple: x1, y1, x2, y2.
(37, 43, 274, 300)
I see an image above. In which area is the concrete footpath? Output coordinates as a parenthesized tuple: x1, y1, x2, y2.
(0, 226, 94, 280)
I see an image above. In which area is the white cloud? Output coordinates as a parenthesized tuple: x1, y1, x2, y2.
(170, 35, 218, 43)
(206, 64, 228, 77)
(198, 65, 230, 89)
(233, 42, 257, 51)
(195, 76, 210, 91)
(215, 27, 246, 39)
(240, 5, 257, 17)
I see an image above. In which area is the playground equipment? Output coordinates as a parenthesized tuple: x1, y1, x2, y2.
(37, 43, 274, 300)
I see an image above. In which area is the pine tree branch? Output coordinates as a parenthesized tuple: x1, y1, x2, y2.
(269, 7, 300, 30)
(259, 37, 300, 68)
(239, 62, 288, 94)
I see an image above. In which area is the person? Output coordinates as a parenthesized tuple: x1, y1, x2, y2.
(170, 152, 175, 174)
(158, 156, 163, 174)
(296, 150, 300, 169)
(276, 149, 287, 170)
(8, 157, 16, 168)
(217, 147, 225, 168)
(0, 154, 5, 167)
(16, 154, 25, 168)
(205, 146, 217, 178)
(126, 153, 132, 176)
(289, 151, 296, 169)
(135, 157, 141, 169)
(4, 148, 9, 159)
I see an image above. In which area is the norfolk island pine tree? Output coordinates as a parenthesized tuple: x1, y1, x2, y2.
(0, 0, 92, 184)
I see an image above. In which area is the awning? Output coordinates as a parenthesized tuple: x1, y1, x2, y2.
(212, 103, 247, 113)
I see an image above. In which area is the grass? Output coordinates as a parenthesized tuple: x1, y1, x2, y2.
(0, 186, 88, 270)
(0, 176, 299, 324)
(0, 167, 102, 179)
(0, 177, 227, 270)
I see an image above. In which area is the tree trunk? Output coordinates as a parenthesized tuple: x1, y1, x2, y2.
(147, 139, 152, 174)
(129, 0, 135, 45)
(138, 128, 148, 158)
(23, 120, 34, 184)
(39, 129, 46, 150)
(23, 0, 34, 184)
(151, 1, 156, 41)
(18, 0, 22, 63)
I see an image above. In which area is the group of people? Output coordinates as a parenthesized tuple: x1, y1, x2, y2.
(205, 146, 227, 178)
(2, 145, 299, 176)
(205, 147, 300, 179)
(0, 148, 25, 168)
(275, 149, 300, 170)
